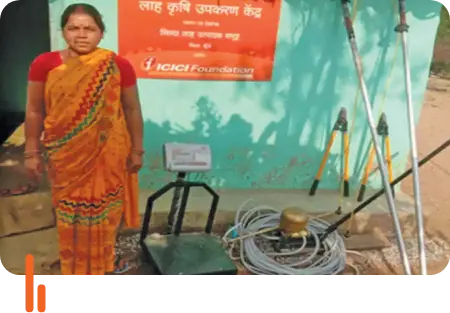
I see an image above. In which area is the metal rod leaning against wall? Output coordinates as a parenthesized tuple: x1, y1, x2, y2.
(339, 0, 412, 275)
(395, 0, 427, 275)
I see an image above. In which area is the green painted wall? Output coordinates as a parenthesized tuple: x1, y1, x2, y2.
(48, 0, 441, 191)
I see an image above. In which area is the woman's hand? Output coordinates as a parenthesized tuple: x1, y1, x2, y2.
(127, 151, 143, 173)
(24, 155, 44, 182)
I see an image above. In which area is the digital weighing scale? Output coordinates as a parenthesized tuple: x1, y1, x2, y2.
(140, 143, 238, 275)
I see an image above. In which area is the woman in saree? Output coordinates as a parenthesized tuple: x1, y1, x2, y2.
(24, 3, 143, 275)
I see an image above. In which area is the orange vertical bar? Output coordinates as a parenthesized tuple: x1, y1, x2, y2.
(315, 131, 337, 179)
(362, 145, 375, 185)
(385, 137, 394, 182)
(25, 254, 34, 313)
(38, 285, 46, 312)
(343, 132, 350, 181)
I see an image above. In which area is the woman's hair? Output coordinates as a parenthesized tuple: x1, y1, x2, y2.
(60, 3, 106, 32)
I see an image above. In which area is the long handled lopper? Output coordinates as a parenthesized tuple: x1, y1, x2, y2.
(309, 107, 350, 198)
(357, 113, 395, 202)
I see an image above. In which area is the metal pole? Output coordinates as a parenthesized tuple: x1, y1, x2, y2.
(166, 172, 186, 234)
(395, 0, 427, 275)
(340, 0, 411, 274)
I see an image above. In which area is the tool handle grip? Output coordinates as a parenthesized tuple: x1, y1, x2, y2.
(357, 184, 366, 202)
(309, 179, 320, 196)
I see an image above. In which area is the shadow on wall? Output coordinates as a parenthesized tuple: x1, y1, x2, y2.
(140, 96, 341, 190)
(140, 0, 438, 190)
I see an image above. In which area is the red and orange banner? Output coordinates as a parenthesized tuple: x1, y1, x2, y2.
(118, 0, 282, 81)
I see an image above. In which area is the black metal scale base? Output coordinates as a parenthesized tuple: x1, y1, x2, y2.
(139, 175, 238, 275)
(142, 233, 237, 275)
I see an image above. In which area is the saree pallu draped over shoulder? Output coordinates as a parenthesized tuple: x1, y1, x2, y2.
(42, 48, 140, 275)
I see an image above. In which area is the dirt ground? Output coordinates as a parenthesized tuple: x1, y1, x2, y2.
(1, 76, 450, 275)
(403, 76, 450, 237)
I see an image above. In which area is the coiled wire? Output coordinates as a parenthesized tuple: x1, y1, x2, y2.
(222, 200, 347, 275)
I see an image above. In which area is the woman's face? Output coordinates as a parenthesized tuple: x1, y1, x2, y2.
(63, 12, 103, 55)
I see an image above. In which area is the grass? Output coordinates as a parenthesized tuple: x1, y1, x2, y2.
(436, 7, 450, 40)
(431, 7, 450, 76)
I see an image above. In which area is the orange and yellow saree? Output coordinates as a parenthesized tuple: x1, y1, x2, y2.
(42, 48, 140, 275)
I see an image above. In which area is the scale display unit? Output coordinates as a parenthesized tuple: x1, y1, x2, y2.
(140, 143, 238, 275)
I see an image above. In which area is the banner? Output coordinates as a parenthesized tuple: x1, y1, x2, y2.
(118, 0, 282, 81)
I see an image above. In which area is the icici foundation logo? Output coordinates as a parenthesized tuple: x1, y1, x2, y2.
(142, 56, 157, 71)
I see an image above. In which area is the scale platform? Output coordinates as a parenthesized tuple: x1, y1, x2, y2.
(142, 233, 237, 275)
(140, 143, 237, 275)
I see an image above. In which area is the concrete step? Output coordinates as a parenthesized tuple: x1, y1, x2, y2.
(0, 191, 53, 238)
(0, 186, 421, 238)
